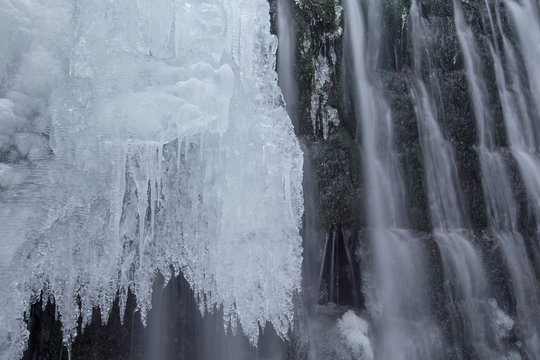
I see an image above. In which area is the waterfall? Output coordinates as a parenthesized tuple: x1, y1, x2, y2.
(478, 0, 540, 357)
(408, 1, 516, 358)
(486, 0, 540, 270)
(3, 0, 540, 359)
(345, 0, 443, 358)
(503, 0, 540, 112)
(277, 0, 299, 129)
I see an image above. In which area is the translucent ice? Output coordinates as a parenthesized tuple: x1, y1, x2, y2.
(0, 0, 303, 357)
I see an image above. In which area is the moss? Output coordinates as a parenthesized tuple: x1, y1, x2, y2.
(381, 0, 413, 71)
(295, 0, 343, 137)
(308, 126, 363, 229)
(294, 0, 364, 229)
(296, 0, 340, 40)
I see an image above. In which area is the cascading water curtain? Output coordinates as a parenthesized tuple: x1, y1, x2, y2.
(345, 0, 443, 358)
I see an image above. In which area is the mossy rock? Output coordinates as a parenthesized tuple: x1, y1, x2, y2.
(307, 125, 363, 229)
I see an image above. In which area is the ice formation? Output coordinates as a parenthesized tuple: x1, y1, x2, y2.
(0, 0, 304, 357)
(310, 55, 341, 140)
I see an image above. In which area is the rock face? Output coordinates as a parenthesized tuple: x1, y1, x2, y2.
(282, 0, 539, 359)
(288, 0, 533, 233)
(288, 0, 489, 233)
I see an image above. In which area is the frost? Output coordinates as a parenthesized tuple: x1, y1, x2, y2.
(302, 0, 343, 140)
(0, 0, 303, 357)
(325, 107, 340, 138)
(310, 55, 340, 139)
(0, 99, 19, 136)
(0, 164, 26, 189)
(334, 5, 344, 38)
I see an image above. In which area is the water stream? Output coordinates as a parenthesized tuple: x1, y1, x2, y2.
(345, 0, 443, 358)
(409, 1, 515, 358)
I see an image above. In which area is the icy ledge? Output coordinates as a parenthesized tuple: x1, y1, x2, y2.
(0, 0, 303, 357)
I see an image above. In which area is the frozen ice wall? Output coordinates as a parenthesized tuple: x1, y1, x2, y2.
(0, 0, 304, 357)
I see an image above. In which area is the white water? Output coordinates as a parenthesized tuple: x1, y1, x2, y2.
(409, 1, 515, 358)
(277, 0, 298, 129)
(503, 0, 540, 122)
(478, 0, 540, 357)
(0, 0, 303, 358)
(345, 1, 443, 359)
(486, 0, 540, 223)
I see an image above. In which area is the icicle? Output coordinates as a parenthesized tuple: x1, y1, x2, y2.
(0, 0, 302, 356)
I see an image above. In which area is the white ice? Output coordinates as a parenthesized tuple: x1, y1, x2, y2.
(0, 0, 304, 358)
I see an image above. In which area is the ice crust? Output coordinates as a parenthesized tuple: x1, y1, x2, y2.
(0, 0, 304, 357)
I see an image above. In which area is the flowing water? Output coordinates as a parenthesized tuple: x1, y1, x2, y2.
(345, 0, 443, 358)
(478, 0, 540, 357)
(409, 1, 513, 358)
(277, 0, 299, 130)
